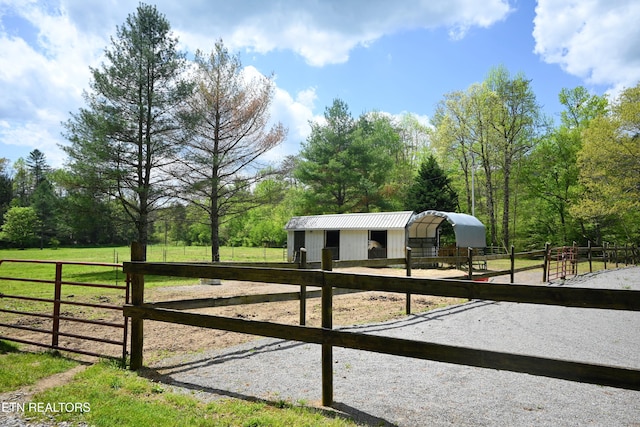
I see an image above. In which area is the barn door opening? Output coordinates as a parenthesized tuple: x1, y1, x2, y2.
(293, 231, 305, 261)
(325, 230, 340, 260)
(368, 230, 387, 259)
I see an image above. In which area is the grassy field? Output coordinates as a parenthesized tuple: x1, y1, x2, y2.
(0, 245, 286, 300)
(0, 246, 359, 425)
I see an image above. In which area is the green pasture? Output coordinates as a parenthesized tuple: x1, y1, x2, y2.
(0, 245, 286, 314)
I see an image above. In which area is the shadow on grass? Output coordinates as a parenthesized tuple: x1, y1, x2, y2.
(0, 340, 20, 354)
(139, 362, 396, 427)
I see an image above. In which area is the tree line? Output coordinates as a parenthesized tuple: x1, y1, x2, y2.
(1, 3, 639, 256)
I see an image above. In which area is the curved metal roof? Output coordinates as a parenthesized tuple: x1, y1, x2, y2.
(285, 210, 487, 248)
(407, 210, 486, 248)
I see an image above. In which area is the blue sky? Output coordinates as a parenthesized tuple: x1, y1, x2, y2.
(1, 0, 638, 169)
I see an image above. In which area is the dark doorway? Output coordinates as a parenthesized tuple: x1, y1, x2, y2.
(325, 230, 340, 260)
(293, 231, 305, 261)
(368, 230, 387, 259)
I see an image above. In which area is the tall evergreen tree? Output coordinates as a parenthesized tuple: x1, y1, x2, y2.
(26, 149, 49, 186)
(405, 154, 458, 213)
(296, 99, 401, 214)
(63, 3, 192, 248)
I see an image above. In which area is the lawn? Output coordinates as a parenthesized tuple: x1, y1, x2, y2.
(0, 245, 286, 300)
(0, 245, 288, 323)
(1, 342, 360, 427)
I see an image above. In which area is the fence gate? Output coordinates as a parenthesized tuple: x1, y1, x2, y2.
(548, 244, 578, 281)
(0, 259, 130, 362)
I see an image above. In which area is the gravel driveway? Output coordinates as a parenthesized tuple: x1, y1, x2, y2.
(150, 267, 640, 426)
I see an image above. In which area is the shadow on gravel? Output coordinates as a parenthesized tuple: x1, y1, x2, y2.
(148, 299, 495, 376)
(139, 299, 496, 426)
(331, 402, 399, 426)
(140, 363, 391, 426)
(341, 299, 497, 334)
(147, 339, 302, 375)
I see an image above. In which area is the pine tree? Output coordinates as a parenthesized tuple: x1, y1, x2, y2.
(63, 3, 192, 247)
(405, 155, 458, 213)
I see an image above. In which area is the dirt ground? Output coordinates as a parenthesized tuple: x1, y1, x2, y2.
(2, 266, 545, 365)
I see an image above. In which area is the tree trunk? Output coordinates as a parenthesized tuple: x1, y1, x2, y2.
(210, 194, 220, 262)
(502, 161, 511, 249)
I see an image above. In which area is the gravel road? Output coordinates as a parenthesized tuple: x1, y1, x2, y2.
(149, 267, 640, 427)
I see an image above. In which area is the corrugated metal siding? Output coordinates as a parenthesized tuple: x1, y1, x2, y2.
(305, 230, 325, 262)
(285, 211, 414, 231)
(387, 229, 407, 258)
(340, 230, 368, 261)
(287, 231, 294, 261)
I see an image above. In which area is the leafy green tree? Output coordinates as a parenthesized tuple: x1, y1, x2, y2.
(234, 178, 290, 247)
(31, 180, 59, 249)
(572, 82, 640, 242)
(485, 65, 544, 248)
(432, 83, 500, 245)
(432, 67, 544, 248)
(353, 112, 406, 211)
(405, 155, 458, 213)
(1, 206, 40, 249)
(0, 158, 12, 225)
(63, 3, 192, 247)
(432, 90, 476, 215)
(519, 87, 607, 246)
(55, 166, 134, 245)
(173, 41, 286, 261)
(11, 158, 32, 207)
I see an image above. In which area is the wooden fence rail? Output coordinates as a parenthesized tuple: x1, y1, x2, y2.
(123, 244, 640, 406)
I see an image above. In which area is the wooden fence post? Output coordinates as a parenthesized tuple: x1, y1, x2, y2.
(299, 248, 307, 326)
(467, 247, 473, 280)
(130, 242, 146, 370)
(615, 243, 619, 268)
(52, 262, 63, 349)
(588, 241, 593, 273)
(604, 242, 608, 270)
(405, 247, 412, 315)
(321, 248, 333, 407)
(510, 245, 515, 283)
(543, 243, 550, 283)
(625, 244, 629, 266)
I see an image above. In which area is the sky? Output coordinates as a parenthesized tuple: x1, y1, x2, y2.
(0, 0, 639, 170)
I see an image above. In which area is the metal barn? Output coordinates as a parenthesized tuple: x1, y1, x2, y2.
(285, 210, 486, 263)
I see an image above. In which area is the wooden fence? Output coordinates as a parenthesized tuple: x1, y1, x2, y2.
(123, 244, 640, 406)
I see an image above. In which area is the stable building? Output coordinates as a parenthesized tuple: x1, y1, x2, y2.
(285, 210, 486, 263)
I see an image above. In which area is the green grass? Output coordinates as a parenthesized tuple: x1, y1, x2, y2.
(28, 359, 359, 427)
(0, 245, 287, 314)
(0, 341, 79, 392)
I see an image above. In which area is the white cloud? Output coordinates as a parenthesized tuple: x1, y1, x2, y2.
(0, 1, 106, 166)
(533, 0, 640, 93)
(0, 0, 513, 167)
(164, 0, 513, 67)
(261, 85, 321, 163)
